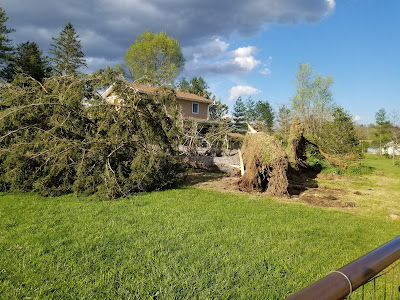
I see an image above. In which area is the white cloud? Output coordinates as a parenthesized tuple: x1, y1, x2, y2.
(326, 0, 336, 10)
(260, 67, 271, 75)
(234, 56, 261, 72)
(231, 46, 258, 57)
(228, 85, 260, 101)
(231, 46, 261, 71)
(353, 115, 361, 122)
(85, 57, 122, 73)
(184, 38, 230, 62)
(183, 41, 262, 77)
(259, 56, 273, 76)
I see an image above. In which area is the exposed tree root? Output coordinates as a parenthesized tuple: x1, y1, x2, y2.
(238, 133, 288, 196)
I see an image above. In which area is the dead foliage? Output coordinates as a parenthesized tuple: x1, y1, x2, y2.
(238, 133, 288, 196)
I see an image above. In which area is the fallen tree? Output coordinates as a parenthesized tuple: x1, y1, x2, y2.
(0, 69, 184, 199)
(287, 117, 348, 170)
(236, 118, 347, 196)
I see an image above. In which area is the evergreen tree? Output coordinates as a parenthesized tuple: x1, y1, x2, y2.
(50, 22, 87, 75)
(242, 97, 274, 133)
(374, 108, 391, 153)
(254, 100, 275, 134)
(209, 99, 229, 121)
(1, 41, 52, 82)
(232, 97, 246, 131)
(0, 7, 14, 75)
(244, 97, 257, 122)
(321, 106, 359, 154)
(0, 69, 183, 199)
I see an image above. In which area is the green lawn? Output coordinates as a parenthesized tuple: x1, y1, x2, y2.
(317, 155, 400, 218)
(1, 156, 400, 299)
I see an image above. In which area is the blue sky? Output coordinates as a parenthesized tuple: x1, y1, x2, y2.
(2, 0, 399, 124)
(203, 0, 400, 124)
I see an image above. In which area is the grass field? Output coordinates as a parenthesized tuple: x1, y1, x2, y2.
(1, 155, 399, 299)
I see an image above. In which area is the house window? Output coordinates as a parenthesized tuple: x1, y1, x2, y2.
(192, 103, 199, 114)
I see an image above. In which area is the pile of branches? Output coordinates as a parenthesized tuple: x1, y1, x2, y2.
(0, 69, 184, 199)
(180, 119, 232, 153)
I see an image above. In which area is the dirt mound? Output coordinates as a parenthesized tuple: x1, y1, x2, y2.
(300, 188, 356, 208)
(238, 133, 288, 196)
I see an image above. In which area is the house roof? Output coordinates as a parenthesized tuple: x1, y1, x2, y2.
(102, 82, 214, 104)
(130, 83, 214, 104)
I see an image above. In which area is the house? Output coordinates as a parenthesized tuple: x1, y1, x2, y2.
(366, 146, 380, 155)
(384, 141, 400, 156)
(367, 142, 400, 155)
(102, 82, 214, 123)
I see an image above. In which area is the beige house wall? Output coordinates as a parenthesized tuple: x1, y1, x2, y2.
(177, 99, 209, 120)
(103, 86, 211, 121)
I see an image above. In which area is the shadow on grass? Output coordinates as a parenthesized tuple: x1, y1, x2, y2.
(287, 167, 320, 196)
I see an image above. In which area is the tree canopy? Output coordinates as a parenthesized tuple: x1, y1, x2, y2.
(236, 97, 275, 133)
(1, 41, 52, 82)
(253, 100, 275, 134)
(320, 106, 359, 155)
(0, 7, 14, 75)
(178, 77, 211, 99)
(209, 99, 229, 122)
(124, 30, 185, 86)
(291, 63, 334, 139)
(50, 22, 87, 75)
(276, 104, 292, 142)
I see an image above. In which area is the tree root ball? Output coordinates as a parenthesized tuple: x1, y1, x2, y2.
(238, 133, 288, 196)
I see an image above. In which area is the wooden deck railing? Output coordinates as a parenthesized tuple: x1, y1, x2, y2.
(285, 236, 400, 300)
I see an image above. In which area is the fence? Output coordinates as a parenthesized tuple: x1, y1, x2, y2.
(286, 236, 400, 300)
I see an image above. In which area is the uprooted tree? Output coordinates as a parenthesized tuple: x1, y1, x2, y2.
(0, 69, 184, 199)
(238, 117, 347, 196)
(287, 116, 348, 170)
(238, 132, 288, 196)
